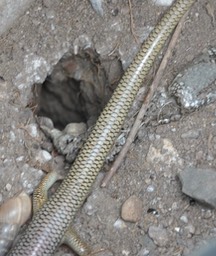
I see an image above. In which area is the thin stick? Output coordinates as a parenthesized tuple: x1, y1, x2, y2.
(128, 0, 139, 44)
(101, 11, 188, 187)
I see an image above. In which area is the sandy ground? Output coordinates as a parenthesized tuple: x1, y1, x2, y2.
(0, 0, 216, 255)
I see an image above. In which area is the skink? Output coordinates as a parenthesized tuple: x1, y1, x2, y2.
(8, 0, 196, 255)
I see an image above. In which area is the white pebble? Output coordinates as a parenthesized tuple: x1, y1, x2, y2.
(137, 248, 150, 256)
(5, 183, 12, 191)
(147, 185, 155, 192)
(26, 123, 39, 138)
(27, 183, 32, 189)
(180, 215, 188, 223)
(122, 250, 130, 256)
(3, 158, 9, 164)
(174, 227, 180, 233)
(16, 156, 24, 162)
(36, 150, 52, 164)
(9, 131, 16, 141)
(83, 202, 97, 216)
(113, 218, 127, 229)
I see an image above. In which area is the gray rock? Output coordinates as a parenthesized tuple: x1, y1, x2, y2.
(181, 130, 200, 139)
(169, 48, 216, 111)
(148, 226, 169, 247)
(178, 167, 216, 208)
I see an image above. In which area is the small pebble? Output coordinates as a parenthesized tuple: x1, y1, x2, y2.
(37, 116, 54, 130)
(63, 122, 87, 136)
(35, 150, 52, 164)
(5, 183, 12, 191)
(41, 141, 53, 153)
(137, 248, 150, 256)
(147, 185, 155, 192)
(172, 202, 178, 210)
(121, 195, 142, 223)
(9, 131, 16, 141)
(201, 209, 212, 219)
(185, 224, 196, 236)
(148, 226, 169, 247)
(26, 123, 39, 138)
(113, 218, 127, 229)
(83, 202, 97, 216)
(16, 156, 24, 162)
(122, 250, 130, 256)
(174, 227, 181, 233)
(27, 183, 33, 189)
(3, 158, 10, 164)
(180, 215, 188, 224)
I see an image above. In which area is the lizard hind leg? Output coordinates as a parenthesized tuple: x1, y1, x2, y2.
(33, 171, 92, 255)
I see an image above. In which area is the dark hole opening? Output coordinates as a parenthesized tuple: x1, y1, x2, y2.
(33, 48, 122, 130)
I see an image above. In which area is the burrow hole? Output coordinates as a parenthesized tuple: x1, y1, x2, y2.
(33, 49, 123, 130)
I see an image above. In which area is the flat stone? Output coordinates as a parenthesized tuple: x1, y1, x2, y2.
(181, 129, 200, 139)
(178, 167, 216, 208)
(169, 48, 216, 111)
(121, 195, 142, 223)
(148, 226, 169, 247)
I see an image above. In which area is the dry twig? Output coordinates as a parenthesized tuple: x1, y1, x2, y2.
(128, 0, 139, 44)
(101, 11, 189, 187)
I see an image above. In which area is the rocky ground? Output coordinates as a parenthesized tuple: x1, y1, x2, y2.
(0, 0, 216, 255)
